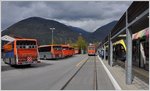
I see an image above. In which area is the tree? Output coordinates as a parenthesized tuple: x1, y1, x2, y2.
(76, 36, 87, 51)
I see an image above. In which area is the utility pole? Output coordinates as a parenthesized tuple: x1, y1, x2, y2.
(50, 28, 55, 45)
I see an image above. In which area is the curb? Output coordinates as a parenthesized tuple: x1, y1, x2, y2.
(97, 56, 121, 90)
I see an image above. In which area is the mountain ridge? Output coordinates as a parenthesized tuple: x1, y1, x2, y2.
(2, 17, 117, 45)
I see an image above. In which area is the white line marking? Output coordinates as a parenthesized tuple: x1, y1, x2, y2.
(97, 56, 122, 90)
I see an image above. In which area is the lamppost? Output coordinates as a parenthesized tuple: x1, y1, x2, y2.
(50, 28, 55, 45)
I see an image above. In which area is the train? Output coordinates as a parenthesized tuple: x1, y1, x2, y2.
(88, 44, 96, 56)
(99, 27, 149, 70)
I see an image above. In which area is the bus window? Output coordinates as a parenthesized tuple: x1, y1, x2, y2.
(62, 47, 68, 50)
(53, 46, 62, 50)
(16, 40, 36, 49)
(39, 46, 51, 52)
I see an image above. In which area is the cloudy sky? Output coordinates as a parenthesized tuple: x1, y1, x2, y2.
(1, 1, 132, 32)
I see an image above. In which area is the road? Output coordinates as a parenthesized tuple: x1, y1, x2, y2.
(1, 54, 115, 90)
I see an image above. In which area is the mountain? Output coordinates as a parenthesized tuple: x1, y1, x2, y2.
(69, 26, 90, 36)
(2, 17, 87, 45)
(2, 17, 118, 45)
(92, 21, 118, 41)
(68, 26, 92, 42)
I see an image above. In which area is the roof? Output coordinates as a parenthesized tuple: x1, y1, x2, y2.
(1, 35, 15, 42)
(99, 1, 149, 47)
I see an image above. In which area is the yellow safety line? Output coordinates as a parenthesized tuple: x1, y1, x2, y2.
(76, 60, 86, 67)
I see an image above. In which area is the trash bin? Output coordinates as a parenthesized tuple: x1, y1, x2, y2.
(84, 50, 86, 54)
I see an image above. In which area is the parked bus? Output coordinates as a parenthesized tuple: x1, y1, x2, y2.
(88, 44, 96, 56)
(3, 39, 40, 65)
(61, 45, 69, 58)
(69, 47, 75, 56)
(39, 45, 63, 59)
(74, 46, 79, 54)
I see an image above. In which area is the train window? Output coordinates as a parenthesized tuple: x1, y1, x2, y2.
(89, 47, 95, 50)
(142, 41, 149, 59)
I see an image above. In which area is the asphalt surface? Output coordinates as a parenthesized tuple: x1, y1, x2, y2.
(64, 56, 96, 90)
(1, 54, 115, 90)
(64, 56, 115, 90)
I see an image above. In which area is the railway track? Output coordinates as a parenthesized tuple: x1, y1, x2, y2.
(61, 56, 98, 90)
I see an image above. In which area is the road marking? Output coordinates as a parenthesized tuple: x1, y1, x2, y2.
(97, 56, 122, 90)
(76, 60, 86, 67)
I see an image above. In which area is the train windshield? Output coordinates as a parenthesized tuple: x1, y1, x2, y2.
(16, 40, 37, 49)
(53, 46, 62, 50)
(89, 47, 95, 50)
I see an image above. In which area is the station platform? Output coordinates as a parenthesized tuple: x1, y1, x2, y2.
(98, 56, 149, 90)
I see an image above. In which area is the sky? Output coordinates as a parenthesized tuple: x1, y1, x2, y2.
(1, 1, 132, 32)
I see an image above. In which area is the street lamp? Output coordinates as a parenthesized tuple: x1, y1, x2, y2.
(50, 28, 55, 45)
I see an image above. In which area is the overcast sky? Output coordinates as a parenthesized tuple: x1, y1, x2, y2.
(1, 1, 132, 32)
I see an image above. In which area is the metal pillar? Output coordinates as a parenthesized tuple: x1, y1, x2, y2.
(110, 34, 113, 67)
(103, 45, 106, 60)
(50, 28, 55, 45)
(126, 11, 133, 85)
(108, 36, 110, 65)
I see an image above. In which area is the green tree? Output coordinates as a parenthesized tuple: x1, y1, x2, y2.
(76, 36, 87, 51)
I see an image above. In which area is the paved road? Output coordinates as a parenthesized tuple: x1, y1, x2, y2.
(1, 55, 87, 90)
(1, 55, 115, 90)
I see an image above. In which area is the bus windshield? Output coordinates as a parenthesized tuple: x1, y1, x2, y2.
(16, 40, 37, 49)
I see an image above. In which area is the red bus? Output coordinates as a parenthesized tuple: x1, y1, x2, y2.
(74, 47, 79, 54)
(39, 45, 63, 59)
(88, 44, 96, 56)
(3, 39, 40, 65)
(61, 45, 69, 57)
(68, 47, 75, 56)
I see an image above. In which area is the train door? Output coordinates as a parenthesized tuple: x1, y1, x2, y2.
(140, 41, 149, 70)
(132, 40, 140, 67)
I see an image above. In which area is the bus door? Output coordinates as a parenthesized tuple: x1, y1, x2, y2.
(53, 46, 62, 58)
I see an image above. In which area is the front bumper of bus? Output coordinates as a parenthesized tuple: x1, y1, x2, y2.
(17, 60, 41, 65)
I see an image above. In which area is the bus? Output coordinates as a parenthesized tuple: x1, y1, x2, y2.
(3, 39, 40, 65)
(68, 47, 75, 56)
(88, 44, 96, 56)
(61, 45, 70, 58)
(39, 45, 63, 59)
(74, 46, 79, 54)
